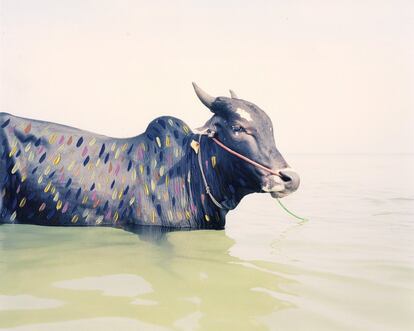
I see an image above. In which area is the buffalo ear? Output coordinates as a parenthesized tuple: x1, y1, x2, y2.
(192, 82, 216, 111)
(229, 89, 238, 99)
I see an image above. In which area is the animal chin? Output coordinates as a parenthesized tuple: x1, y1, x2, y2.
(262, 184, 285, 196)
(270, 191, 289, 199)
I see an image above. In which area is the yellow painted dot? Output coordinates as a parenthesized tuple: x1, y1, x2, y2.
(205, 214, 210, 222)
(139, 164, 144, 174)
(56, 200, 62, 210)
(114, 211, 119, 222)
(144, 184, 150, 196)
(19, 197, 27, 208)
(115, 148, 121, 159)
(68, 160, 75, 171)
(10, 211, 17, 222)
(8, 146, 17, 158)
(49, 133, 57, 144)
(71, 215, 79, 223)
(211, 156, 217, 168)
(53, 154, 61, 165)
(11, 162, 19, 174)
(38, 175, 43, 184)
(44, 181, 52, 193)
(89, 138, 96, 146)
(156, 137, 162, 148)
(165, 135, 171, 147)
(44, 165, 51, 175)
(96, 216, 104, 225)
(24, 143, 31, 152)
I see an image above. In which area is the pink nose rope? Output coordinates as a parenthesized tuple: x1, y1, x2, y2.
(211, 137, 282, 178)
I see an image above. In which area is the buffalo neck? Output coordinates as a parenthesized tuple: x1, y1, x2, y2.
(182, 133, 254, 228)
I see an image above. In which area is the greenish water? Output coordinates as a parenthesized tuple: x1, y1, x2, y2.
(1, 154, 413, 330)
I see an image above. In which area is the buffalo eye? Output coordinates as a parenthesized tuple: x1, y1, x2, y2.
(231, 125, 246, 133)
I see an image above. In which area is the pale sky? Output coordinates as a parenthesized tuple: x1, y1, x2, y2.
(0, 0, 413, 153)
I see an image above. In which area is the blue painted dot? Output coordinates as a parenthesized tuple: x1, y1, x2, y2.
(1, 119, 10, 128)
(99, 144, 105, 158)
(156, 204, 162, 216)
(76, 137, 84, 147)
(127, 144, 134, 155)
(39, 152, 46, 163)
(75, 188, 81, 200)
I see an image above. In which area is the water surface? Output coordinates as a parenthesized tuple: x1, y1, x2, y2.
(1, 154, 413, 330)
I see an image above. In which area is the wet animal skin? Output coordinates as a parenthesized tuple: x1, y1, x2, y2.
(0, 114, 229, 228)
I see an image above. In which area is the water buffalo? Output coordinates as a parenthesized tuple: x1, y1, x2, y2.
(0, 83, 299, 229)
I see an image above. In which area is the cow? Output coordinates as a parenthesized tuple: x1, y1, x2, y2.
(0, 83, 300, 229)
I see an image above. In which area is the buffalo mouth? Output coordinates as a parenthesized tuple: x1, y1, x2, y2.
(260, 168, 300, 198)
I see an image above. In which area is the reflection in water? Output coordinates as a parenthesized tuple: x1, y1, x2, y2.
(0, 295, 64, 311)
(0, 224, 293, 331)
(0, 317, 170, 331)
(53, 274, 153, 297)
(119, 223, 191, 243)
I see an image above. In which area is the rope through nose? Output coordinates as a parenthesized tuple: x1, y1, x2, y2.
(211, 137, 282, 177)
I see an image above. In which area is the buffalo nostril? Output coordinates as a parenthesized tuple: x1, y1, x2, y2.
(278, 169, 300, 191)
(279, 171, 292, 182)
